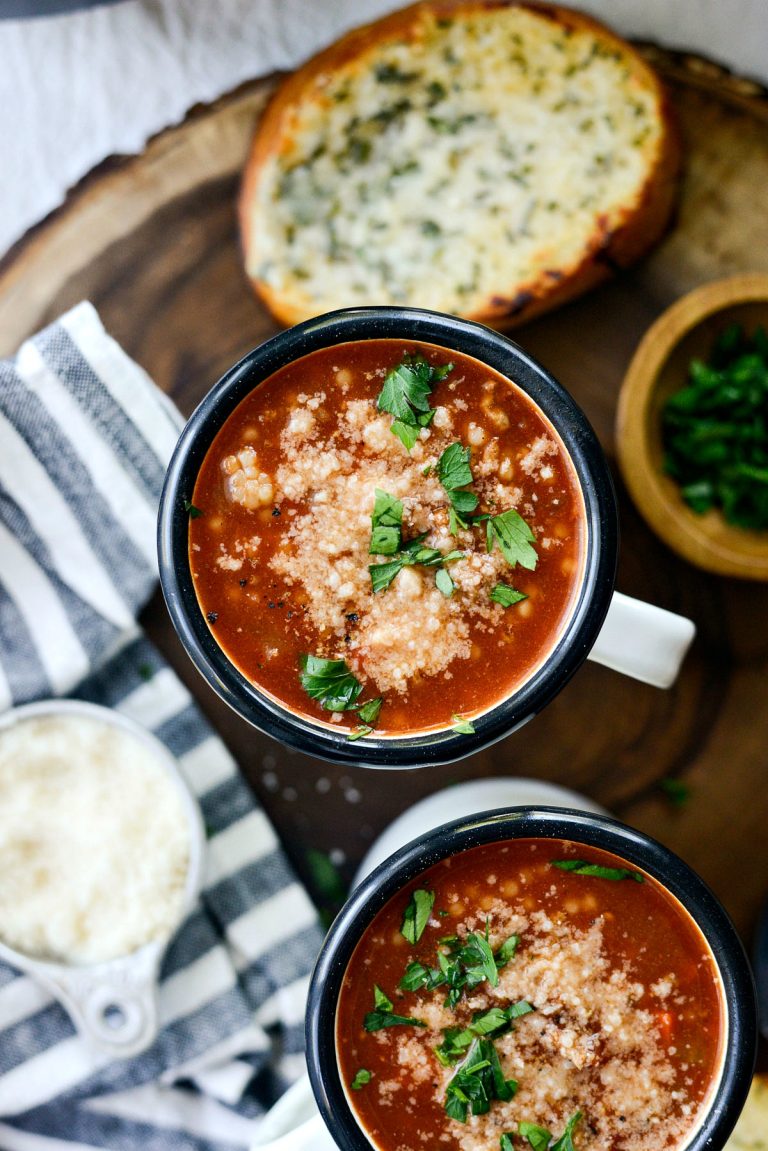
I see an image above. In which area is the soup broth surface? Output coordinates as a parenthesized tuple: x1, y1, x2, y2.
(337, 839, 724, 1151)
(190, 340, 585, 734)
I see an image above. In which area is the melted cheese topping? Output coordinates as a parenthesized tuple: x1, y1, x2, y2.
(247, 6, 664, 316)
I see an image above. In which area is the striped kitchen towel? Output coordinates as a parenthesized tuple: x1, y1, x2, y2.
(0, 303, 325, 1150)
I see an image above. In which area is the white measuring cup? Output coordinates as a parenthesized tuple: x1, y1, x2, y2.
(0, 699, 205, 1059)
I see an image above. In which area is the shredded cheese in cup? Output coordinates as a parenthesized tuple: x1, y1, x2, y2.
(0, 711, 191, 965)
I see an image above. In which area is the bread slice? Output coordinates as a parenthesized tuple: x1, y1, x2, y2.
(724, 1074, 768, 1149)
(240, 0, 680, 329)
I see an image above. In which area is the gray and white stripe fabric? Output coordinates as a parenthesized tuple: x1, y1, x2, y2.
(0, 303, 324, 1150)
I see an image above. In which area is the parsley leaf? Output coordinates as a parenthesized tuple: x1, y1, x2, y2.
(370, 489, 403, 555)
(374, 985, 393, 1011)
(491, 583, 528, 608)
(299, 655, 363, 711)
(369, 558, 407, 594)
(438, 442, 480, 529)
(377, 354, 452, 451)
(660, 777, 691, 808)
(495, 935, 519, 968)
(552, 860, 644, 883)
(390, 415, 428, 451)
(487, 509, 538, 570)
(451, 715, 475, 734)
(346, 693, 383, 739)
(363, 984, 427, 1032)
(444, 1038, 517, 1123)
(401, 889, 435, 944)
(357, 697, 383, 725)
(551, 1112, 582, 1151)
(347, 724, 373, 741)
(184, 498, 203, 518)
(351, 1069, 372, 1090)
(369, 536, 464, 593)
(461, 931, 498, 987)
(399, 960, 444, 992)
(438, 442, 474, 489)
(501, 1135, 516, 1151)
(519, 1121, 553, 1150)
(435, 1001, 535, 1065)
(436, 567, 454, 597)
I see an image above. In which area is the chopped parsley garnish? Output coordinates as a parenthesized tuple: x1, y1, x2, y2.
(552, 860, 644, 883)
(436, 1001, 534, 1065)
(495, 934, 519, 967)
(487, 508, 538, 570)
(444, 1037, 517, 1123)
(401, 889, 435, 944)
(660, 777, 691, 808)
(400, 960, 445, 992)
(357, 697, 383, 725)
(451, 715, 475, 734)
(438, 442, 474, 488)
(661, 323, 768, 529)
(441, 931, 498, 1005)
(377, 353, 453, 451)
(369, 535, 464, 594)
(351, 1068, 372, 1090)
(363, 984, 427, 1032)
(346, 697, 383, 741)
(501, 1135, 516, 1151)
(398, 928, 519, 1006)
(369, 489, 403, 555)
(551, 1112, 583, 1151)
(299, 654, 362, 711)
(347, 724, 373, 742)
(299, 656, 382, 732)
(437, 442, 480, 531)
(519, 1121, 553, 1150)
(184, 498, 203, 518)
(436, 567, 454, 596)
(490, 582, 528, 607)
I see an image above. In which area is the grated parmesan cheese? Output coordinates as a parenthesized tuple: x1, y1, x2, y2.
(0, 713, 190, 965)
(269, 392, 515, 694)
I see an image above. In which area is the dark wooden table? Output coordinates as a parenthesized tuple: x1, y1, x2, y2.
(1, 56, 767, 1058)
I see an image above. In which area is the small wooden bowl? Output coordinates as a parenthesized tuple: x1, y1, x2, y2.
(616, 274, 768, 580)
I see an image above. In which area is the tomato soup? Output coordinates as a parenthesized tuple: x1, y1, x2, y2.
(336, 839, 725, 1151)
(189, 341, 585, 736)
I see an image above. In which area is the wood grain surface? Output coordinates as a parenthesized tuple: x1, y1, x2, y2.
(1, 50, 767, 985)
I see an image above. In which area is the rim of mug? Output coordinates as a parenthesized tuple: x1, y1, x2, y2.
(305, 806, 757, 1151)
(157, 307, 618, 768)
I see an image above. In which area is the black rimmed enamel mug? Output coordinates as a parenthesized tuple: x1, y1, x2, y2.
(304, 807, 757, 1151)
(158, 307, 693, 768)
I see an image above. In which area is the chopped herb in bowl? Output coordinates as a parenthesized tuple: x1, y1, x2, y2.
(661, 323, 768, 530)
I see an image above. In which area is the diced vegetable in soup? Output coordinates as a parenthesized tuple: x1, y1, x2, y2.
(189, 341, 585, 735)
(337, 840, 724, 1151)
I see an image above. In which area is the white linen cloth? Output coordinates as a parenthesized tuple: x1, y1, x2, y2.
(0, 301, 324, 1151)
(1, 0, 767, 259)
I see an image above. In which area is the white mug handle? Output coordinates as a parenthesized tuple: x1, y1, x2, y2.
(587, 591, 696, 688)
(251, 1074, 338, 1151)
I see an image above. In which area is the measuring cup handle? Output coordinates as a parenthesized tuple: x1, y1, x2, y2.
(587, 590, 696, 688)
(43, 944, 161, 1058)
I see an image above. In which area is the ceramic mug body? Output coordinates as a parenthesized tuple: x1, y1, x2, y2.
(159, 307, 620, 767)
(305, 807, 757, 1151)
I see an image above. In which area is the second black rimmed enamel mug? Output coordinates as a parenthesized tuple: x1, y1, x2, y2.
(304, 807, 756, 1151)
(158, 307, 694, 768)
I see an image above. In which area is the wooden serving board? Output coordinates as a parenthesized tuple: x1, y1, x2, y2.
(1, 49, 768, 956)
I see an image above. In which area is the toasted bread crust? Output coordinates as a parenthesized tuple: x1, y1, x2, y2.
(240, 0, 681, 329)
